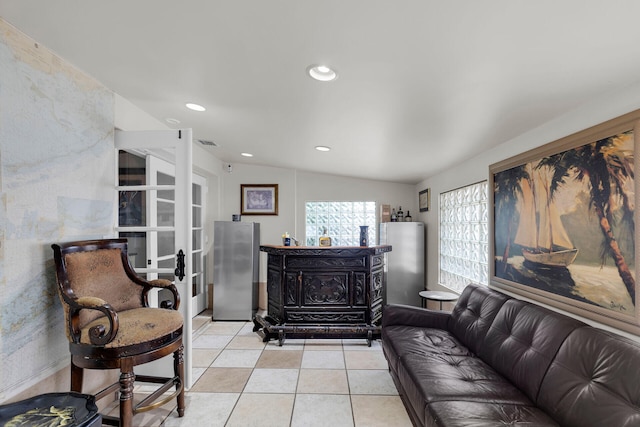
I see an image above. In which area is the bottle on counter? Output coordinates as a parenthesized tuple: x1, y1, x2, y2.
(319, 227, 332, 246)
(397, 206, 404, 222)
(405, 211, 412, 222)
(391, 208, 397, 222)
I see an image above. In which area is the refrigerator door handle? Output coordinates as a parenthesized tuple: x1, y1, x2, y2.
(174, 249, 185, 281)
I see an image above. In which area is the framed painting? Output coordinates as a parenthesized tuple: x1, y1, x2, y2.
(490, 109, 640, 333)
(241, 184, 278, 215)
(419, 188, 430, 212)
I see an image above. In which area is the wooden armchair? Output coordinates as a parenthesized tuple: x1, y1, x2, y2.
(51, 239, 185, 427)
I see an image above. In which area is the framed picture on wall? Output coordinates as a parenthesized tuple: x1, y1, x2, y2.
(419, 188, 430, 212)
(490, 109, 640, 333)
(241, 184, 279, 215)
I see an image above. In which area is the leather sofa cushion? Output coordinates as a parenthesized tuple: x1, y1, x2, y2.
(399, 352, 531, 405)
(478, 299, 585, 403)
(448, 284, 510, 355)
(382, 325, 473, 372)
(538, 327, 640, 427)
(382, 304, 457, 373)
(425, 401, 559, 427)
(397, 351, 532, 425)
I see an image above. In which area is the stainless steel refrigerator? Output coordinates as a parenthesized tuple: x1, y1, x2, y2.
(213, 221, 260, 320)
(379, 222, 425, 306)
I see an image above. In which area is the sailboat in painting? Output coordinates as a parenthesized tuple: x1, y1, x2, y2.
(514, 168, 579, 267)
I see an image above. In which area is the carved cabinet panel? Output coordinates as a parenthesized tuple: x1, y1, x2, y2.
(260, 246, 391, 332)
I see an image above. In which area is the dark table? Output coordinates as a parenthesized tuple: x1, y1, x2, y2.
(0, 392, 101, 426)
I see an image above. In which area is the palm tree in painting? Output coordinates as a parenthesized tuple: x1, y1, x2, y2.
(537, 132, 635, 301)
(494, 165, 529, 270)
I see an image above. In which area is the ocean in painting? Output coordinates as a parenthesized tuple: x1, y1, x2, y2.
(497, 256, 634, 314)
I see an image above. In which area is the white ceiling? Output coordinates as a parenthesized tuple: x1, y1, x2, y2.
(3, 1, 640, 184)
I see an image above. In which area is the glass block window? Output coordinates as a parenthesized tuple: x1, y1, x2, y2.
(305, 201, 377, 246)
(439, 181, 489, 293)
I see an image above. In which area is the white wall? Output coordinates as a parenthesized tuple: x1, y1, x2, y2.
(220, 163, 417, 281)
(416, 80, 640, 339)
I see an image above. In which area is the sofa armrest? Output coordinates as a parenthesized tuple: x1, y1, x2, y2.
(382, 304, 450, 330)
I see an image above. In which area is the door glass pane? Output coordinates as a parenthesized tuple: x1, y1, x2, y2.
(192, 206, 201, 228)
(120, 232, 147, 269)
(119, 191, 146, 226)
(192, 253, 201, 276)
(118, 150, 146, 185)
(193, 183, 202, 205)
(158, 230, 175, 258)
(192, 229, 202, 250)
(157, 200, 174, 226)
(157, 171, 175, 200)
(118, 151, 147, 227)
(158, 258, 174, 269)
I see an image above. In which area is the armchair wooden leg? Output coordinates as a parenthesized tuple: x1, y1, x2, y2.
(119, 363, 135, 427)
(70, 360, 83, 393)
(174, 344, 186, 417)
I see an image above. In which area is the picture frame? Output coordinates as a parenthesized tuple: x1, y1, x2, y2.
(419, 188, 430, 212)
(241, 184, 278, 215)
(490, 109, 640, 333)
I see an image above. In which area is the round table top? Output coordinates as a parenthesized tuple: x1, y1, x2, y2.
(419, 290, 459, 301)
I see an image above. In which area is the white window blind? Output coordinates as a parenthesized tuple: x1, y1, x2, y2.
(439, 181, 489, 293)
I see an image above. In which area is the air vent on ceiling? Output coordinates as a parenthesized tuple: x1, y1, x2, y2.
(198, 139, 218, 147)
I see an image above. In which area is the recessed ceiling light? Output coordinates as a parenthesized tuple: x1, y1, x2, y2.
(185, 103, 206, 112)
(315, 146, 331, 152)
(307, 65, 338, 82)
(165, 118, 181, 125)
(241, 152, 254, 157)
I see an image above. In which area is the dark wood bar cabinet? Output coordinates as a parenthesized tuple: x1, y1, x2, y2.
(253, 244, 392, 346)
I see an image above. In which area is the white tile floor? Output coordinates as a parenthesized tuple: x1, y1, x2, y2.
(103, 311, 412, 426)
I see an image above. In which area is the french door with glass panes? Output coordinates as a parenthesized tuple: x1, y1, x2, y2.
(115, 129, 194, 387)
(147, 155, 207, 315)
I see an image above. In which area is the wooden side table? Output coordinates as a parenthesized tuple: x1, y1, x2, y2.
(419, 290, 459, 310)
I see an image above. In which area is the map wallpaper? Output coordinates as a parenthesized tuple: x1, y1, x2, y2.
(0, 18, 115, 400)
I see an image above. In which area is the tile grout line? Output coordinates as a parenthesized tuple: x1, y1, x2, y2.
(224, 321, 252, 426)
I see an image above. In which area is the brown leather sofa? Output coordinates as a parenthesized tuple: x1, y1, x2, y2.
(382, 284, 640, 427)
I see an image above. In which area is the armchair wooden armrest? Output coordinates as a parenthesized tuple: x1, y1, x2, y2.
(69, 296, 119, 346)
(146, 280, 181, 310)
(149, 279, 172, 288)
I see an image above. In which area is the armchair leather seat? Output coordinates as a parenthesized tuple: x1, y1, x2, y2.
(80, 308, 183, 348)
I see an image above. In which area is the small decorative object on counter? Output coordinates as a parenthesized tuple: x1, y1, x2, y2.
(397, 206, 404, 222)
(282, 232, 291, 246)
(405, 211, 412, 222)
(232, 214, 241, 221)
(319, 227, 332, 246)
(359, 225, 369, 246)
